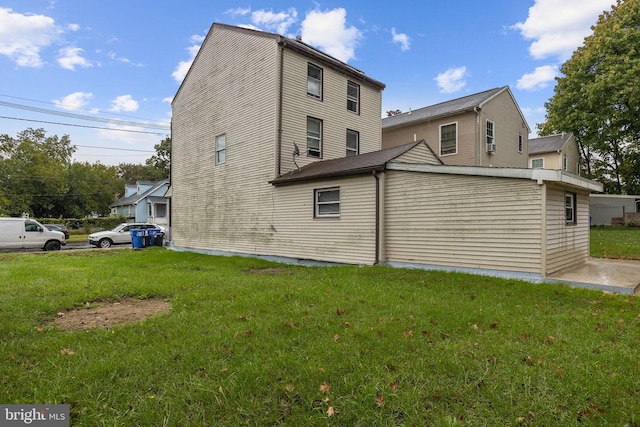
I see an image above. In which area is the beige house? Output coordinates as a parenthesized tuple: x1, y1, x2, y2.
(529, 133, 581, 174)
(170, 23, 603, 280)
(381, 87, 530, 168)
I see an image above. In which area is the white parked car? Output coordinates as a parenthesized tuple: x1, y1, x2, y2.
(0, 217, 66, 251)
(88, 223, 165, 248)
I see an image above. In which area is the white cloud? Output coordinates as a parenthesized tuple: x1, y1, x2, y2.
(110, 95, 139, 112)
(108, 51, 144, 67)
(517, 65, 559, 91)
(251, 8, 297, 35)
(53, 92, 93, 111)
(171, 43, 201, 83)
(57, 46, 92, 70)
(225, 7, 251, 17)
(391, 28, 410, 51)
(300, 8, 362, 63)
(0, 7, 62, 67)
(513, 0, 614, 60)
(434, 66, 467, 94)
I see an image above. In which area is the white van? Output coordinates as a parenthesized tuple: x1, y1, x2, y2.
(0, 217, 66, 251)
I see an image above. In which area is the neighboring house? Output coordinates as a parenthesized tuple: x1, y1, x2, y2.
(529, 133, 581, 174)
(110, 179, 169, 227)
(170, 23, 603, 281)
(590, 194, 640, 226)
(381, 86, 530, 168)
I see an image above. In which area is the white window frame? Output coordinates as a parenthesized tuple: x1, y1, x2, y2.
(215, 134, 226, 165)
(531, 158, 544, 169)
(439, 122, 458, 156)
(315, 187, 340, 218)
(307, 63, 323, 100)
(346, 129, 359, 156)
(565, 192, 576, 224)
(307, 117, 322, 158)
(347, 81, 360, 114)
(563, 155, 568, 171)
(486, 120, 495, 145)
(518, 134, 523, 153)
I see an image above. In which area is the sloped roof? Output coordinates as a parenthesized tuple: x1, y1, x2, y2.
(529, 133, 573, 155)
(270, 141, 431, 186)
(110, 179, 169, 208)
(382, 86, 521, 130)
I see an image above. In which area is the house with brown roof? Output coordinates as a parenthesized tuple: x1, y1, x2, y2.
(528, 133, 581, 174)
(169, 23, 603, 280)
(381, 86, 530, 168)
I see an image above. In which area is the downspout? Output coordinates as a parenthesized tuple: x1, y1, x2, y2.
(474, 107, 481, 166)
(277, 43, 285, 176)
(539, 180, 547, 277)
(374, 171, 380, 265)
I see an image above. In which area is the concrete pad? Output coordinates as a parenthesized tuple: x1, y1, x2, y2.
(547, 258, 640, 294)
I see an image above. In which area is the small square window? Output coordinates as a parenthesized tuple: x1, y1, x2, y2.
(531, 158, 544, 169)
(307, 63, 322, 99)
(346, 129, 359, 156)
(315, 188, 340, 218)
(215, 134, 226, 164)
(347, 81, 360, 113)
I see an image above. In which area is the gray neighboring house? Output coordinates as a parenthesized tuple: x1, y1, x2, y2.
(110, 179, 169, 227)
(590, 194, 640, 226)
(528, 133, 581, 174)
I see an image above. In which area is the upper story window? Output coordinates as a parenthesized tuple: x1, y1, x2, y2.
(440, 122, 457, 156)
(531, 158, 544, 169)
(315, 187, 340, 218)
(518, 134, 524, 153)
(563, 155, 568, 171)
(215, 134, 226, 164)
(486, 120, 495, 146)
(346, 129, 359, 156)
(347, 81, 360, 113)
(307, 63, 323, 100)
(307, 117, 322, 158)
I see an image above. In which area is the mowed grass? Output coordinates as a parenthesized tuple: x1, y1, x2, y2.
(590, 227, 640, 260)
(1, 248, 639, 426)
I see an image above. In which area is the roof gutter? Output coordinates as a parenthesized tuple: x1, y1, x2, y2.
(276, 43, 284, 176)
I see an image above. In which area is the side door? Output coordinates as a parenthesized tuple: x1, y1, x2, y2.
(0, 221, 24, 249)
(114, 225, 132, 244)
(21, 220, 46, 249)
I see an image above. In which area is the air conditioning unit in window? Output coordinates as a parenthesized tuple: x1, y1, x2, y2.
(486, 143, 496, 153)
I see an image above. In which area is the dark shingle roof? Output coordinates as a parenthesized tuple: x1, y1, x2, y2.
(110, 179, 169, 208)
(270, 141, 429, 186)
(528, 133, 573, 155)
(382, 86, 507, 130)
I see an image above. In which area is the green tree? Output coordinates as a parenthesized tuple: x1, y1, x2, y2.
(146, 136, 170, 178)
(116, 162, 166, 184)
(61, 162, 125, 217)
(539, 0, 640, 193)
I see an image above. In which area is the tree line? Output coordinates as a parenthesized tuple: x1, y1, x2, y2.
(0, 128, 170, 218)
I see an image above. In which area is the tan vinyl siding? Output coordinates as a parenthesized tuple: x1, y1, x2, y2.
(266, 175, 377, 264)
(478, 91, 529, 168)
(392, 142, 441, 164)
(544, 185, 590, 274)
(382, 112, 477, 165)
(171, 26, 279, 251)
(279, 49, 382, 175)
(384, 171, 543, 273)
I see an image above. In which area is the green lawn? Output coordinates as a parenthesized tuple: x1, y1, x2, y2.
(1, 247, 639, 425)
(590, 227, 640, 260)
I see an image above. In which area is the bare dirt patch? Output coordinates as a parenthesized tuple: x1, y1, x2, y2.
(53, 298, 171, 331)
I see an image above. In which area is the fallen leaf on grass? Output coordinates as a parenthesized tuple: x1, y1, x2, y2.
(551, 364, 565, 378)
(319, 382, 330, 394)
(333, 333, 340, 341)
(327, 406, 335, 417)
(616, 318, 624, 324)
(403, 330, 413, 339)
(390, 381, 399, 391)
(375, 394, 384, 407)
(59, 348, 75, 356)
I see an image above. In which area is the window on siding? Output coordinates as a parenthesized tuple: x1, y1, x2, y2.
(563, 155, 568, 171)
(347, 81, 360, 113)
(315, 187, 340, 218)
(307, 63, 323, 99)
(307, 117, 322, 158)
(531, 158, 544, 169)
(440, 123, 457, 155)
(486, 120, 495, 145)
(155, 204, 166, 218)
(215, 134, 226, 164)
(346, 129, 359, 156)
(565, 192, 577, 224)
(518, 134, 523, 153)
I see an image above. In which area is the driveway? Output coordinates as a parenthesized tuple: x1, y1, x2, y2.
(547, 258, 640, 294)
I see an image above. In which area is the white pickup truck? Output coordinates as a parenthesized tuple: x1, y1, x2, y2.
(0, 217, 66, 251)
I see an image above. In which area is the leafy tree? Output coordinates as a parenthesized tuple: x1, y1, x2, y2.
(146, 136, 171, 178)
(539, 0, 640, 193)
(61, 162, 125, 217)
(116, 162, 166, 184)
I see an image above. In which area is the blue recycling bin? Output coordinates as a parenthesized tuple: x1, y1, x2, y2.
(130, 229, 146, 249)
(147, 228, 163, 246)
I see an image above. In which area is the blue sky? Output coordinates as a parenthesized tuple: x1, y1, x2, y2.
(0, 0, 615, 165)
